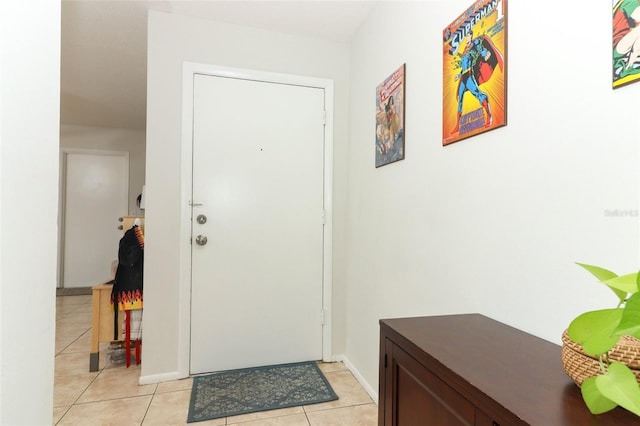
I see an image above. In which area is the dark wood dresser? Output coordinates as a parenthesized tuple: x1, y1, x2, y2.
(378, 314, 640, 425)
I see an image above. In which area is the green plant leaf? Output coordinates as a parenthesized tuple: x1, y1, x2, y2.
(576, 263, 619, 281)
(568, 309, 622, 356)
(603, 273, 640, 295)
(614, 293, 640, 339)
(581, 376, 618, 414)
(576, 263, 626, 302)
(595, 362, 640, 417)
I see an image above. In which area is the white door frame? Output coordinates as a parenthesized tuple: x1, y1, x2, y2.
(57, 148, 130, 288)
(177, 62, 334, 378)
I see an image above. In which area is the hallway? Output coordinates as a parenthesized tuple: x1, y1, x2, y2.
(54, 295, 378, 425)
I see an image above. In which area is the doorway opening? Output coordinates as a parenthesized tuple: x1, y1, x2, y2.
(58, 150, 129, 293)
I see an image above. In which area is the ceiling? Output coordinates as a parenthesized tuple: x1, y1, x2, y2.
(60, 0, 376, 131)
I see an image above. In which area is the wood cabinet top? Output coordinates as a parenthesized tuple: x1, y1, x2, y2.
(380, 314, 639, 425)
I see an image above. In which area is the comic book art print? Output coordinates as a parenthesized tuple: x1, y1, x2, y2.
(376, 64, 405, 167)
(613, 0, 640, 88)
(443, 0, 507, 146)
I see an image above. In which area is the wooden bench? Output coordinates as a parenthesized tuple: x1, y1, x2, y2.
(89, 282, 122, 371)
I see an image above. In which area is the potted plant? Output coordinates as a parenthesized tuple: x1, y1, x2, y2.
(563, 262, 640, 416)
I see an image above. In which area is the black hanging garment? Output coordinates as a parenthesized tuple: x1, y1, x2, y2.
(112, 225, 144, 313)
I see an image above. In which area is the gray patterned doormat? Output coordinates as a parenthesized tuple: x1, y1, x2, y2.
(187, 361, 338, 423)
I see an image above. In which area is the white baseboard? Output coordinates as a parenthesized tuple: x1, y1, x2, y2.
(332, 354, 378, 404)
(139, 371, 187, 385)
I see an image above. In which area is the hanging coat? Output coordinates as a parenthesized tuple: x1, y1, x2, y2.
(112, 225, 144, 311)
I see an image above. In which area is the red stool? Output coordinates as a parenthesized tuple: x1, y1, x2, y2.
(124, 310, 142, 367)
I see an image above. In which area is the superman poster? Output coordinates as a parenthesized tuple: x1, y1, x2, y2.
(613, 0, 640, 88)
(443, 0, 507, 146)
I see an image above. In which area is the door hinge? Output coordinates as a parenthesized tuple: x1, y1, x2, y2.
(322, 110, 327, 125)
(321, 309, 326, 325)
(321, 209, 326, 225)
(384, 353, 388, 368)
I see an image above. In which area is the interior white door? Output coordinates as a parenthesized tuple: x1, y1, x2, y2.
(62, 152, 128, 288)
(190, 73, 325, 374)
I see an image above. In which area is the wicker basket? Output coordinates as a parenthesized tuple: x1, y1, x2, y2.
(561, 330, 640, 386)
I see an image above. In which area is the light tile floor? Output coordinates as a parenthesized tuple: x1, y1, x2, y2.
(54, 295, 378, 425)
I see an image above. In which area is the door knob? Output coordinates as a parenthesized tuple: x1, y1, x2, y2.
(195, 235, 208, 246)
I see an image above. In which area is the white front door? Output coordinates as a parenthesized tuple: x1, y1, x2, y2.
(189, 73, 326, 374)
(61, 151, 129, 288)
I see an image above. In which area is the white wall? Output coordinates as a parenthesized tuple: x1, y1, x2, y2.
(0, 1, 60, 424)
(143, 11, 350, 381)
(60, 124, 147, 214)
(143, 1, 639, 400)
(346, 0, 640, 394)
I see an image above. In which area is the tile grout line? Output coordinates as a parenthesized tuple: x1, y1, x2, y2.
(139, 389, 156, 426)
(303, 405, 312, 426)
(53, 405, 72, 426)
(68, 366, 103, 407)
(55, 327, 91, 356)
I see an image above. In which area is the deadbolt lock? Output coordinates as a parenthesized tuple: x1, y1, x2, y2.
(196, 214, 207, 224)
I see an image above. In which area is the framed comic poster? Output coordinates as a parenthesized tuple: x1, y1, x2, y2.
(376, 64, 405, 167)
(613, 0, 640, 88)
(442, 0, 507, 146)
